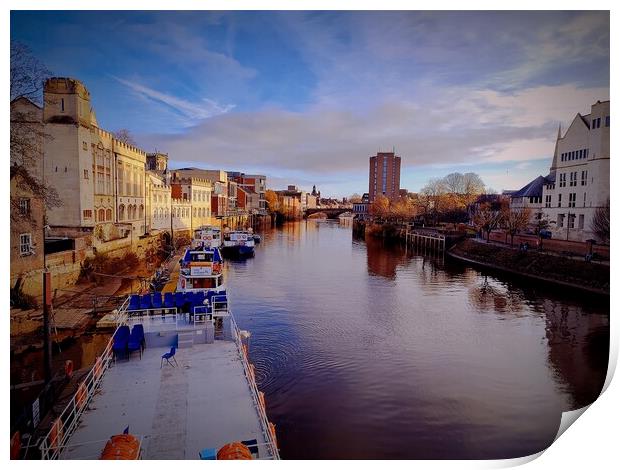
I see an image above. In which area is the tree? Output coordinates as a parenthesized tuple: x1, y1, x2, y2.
(591, 198, 610, 243)
(472, 202, 502, 242)
(533, 217, 550, 250)
(369, 195, 390, 219)
(265, 189, 280, 213)
(390, 196, 417, 221)
(114, 128, 137, 145)
(441, 172, 485, 209)
(349, 193, 362, 203)
(10, 41, 60, 226)
(501, 206, 532, 246)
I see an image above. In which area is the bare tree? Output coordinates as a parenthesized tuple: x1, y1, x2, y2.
(10, 41, 60, 226)
(501, 206, 532, 246)
(591, 198, 610, 243)
(472, 202, 502, 242)
(114, 128, 137, 146)
(349, 193, 362, 203)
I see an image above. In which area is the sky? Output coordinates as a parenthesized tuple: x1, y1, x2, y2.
(11, 10, 610, 197)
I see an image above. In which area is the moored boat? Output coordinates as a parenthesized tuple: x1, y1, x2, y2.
(222, 229, 255, 257)
(193, 225, 222, 249)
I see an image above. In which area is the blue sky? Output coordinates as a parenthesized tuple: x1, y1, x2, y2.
(11, 11, 609, 197)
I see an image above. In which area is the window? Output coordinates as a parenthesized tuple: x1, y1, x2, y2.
(568, 213, 575, 229)
(581, 171, 587, 186)
(583, 192, 587, 207)
(83, 141, 88, 151)
(97, 208, 105, 222)
(18, 198, 31, 215)
(559, 173, 566, 187)
(106, 209, 112, 221)
(83, 209, 93, 219)
(605, 115, 610, 127)
(84, 169, 89, 179)
(568, 193, 576, 208)
(569, 172, 576, 187)
(19, 233, 32, 255)
(545, 195, 552, 208)
(118, 204, 125, 221)
(558, 214, 565, 228)
(578, 214, 584, 229)
(558, 193, 562, 207)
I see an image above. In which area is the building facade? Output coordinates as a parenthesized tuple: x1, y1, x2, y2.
(511, 101, 610, 242)
(369, 151, 401, 202)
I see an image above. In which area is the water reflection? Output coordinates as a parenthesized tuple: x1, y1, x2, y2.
(227, 221, 608, 459)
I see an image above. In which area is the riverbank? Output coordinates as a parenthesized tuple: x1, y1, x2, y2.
(448, 239, 609, 295)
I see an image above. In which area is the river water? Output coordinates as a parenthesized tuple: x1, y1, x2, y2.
(226, 220, 609, 459)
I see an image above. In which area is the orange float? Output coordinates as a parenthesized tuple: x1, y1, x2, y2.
(10, 431, 20, 460)
(94, 356, 103, 380)
(76, 382, 87, 410)
(50, 418, 63, 450)
(100, 434, 141, 460)
(268, 422, 278, 447)
(216, 442, 252, 460)
(64, 360, 74, 378)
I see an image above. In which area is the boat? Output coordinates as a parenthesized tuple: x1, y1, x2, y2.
(177, 243, 225, 293)
(222, 229, 255, 257)
(192, 225, 222, 249)
(252, 234, 261, 244)
(35, 257, 279, 460)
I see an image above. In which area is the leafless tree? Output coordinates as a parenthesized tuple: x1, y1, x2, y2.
(590, 198, 610, 243)
(472, 202, 502, 242)
(501, 206, 532, 246)
(114, 128, 137, 146)
(10, 41, 60, 226)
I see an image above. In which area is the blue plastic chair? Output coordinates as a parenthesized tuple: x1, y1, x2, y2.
(161, 347, 178, 368)
(127, 326, 144, 359)
(152, 292, 163, 309)
(139, 294, 152, 311)
(163, 292, 175, 309)
(112, 326, 130, 361)
(128, 294, 140, 312)
(174, 292, 185, 308)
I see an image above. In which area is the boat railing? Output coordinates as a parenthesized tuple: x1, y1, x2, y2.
(229, 314, 280, 460)
(38, 297, 130, 460)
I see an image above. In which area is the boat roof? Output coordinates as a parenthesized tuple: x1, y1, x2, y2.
(60, 340, 270, 459)
(182, 247, 223, 263)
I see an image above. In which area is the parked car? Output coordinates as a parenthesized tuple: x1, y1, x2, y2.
(539, 229, 552, 239)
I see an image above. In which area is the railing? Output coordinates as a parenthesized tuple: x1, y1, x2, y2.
(38, 297, 130, 460)
(229, 313, 280, 460)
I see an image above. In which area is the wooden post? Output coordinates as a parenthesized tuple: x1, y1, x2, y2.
(43, 270, 53, 384)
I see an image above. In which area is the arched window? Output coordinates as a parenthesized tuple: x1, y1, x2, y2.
(98, 208, 105, 222)
(106, 209, 112, 221)
(139, 204, 144, 219)
(153, 210, 157, 219)
(118, 204, 125, 221)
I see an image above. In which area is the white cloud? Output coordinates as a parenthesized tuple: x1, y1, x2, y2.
(113, 76, 235, 124)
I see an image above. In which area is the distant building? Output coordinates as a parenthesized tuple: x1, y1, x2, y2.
(353, 193, 370, 219)
(369, 151, 401, 202)
(510, 100, 610, 241)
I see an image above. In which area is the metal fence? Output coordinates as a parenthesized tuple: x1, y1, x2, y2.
(230, 313, 280, 460)
(38, 296, 130, 460)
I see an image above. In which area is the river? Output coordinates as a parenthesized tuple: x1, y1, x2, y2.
(226, 220, 609, 459)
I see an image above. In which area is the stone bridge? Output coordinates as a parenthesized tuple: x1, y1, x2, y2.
(304, 208, 351, 219)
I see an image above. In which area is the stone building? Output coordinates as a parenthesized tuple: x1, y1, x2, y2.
(42, 77, 149, 255)
(511, 100, 610, 242)
(10, 97, 46, 298)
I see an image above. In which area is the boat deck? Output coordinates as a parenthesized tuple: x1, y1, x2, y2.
(61, 341, 269, 459)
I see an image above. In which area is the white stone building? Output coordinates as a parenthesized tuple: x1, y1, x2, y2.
(511, 100, 610, 242)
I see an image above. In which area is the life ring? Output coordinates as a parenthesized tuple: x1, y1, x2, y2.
(50, 418, 63, 450)
(64, 360, 74, 378)
(76, 382, 87, 410)
(268, 422, 278, 447)
(217, 442, 252, 460)
(181, 279, 186, 289)
(10, 431, 20, 460)
(94, 356, 103, 381)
